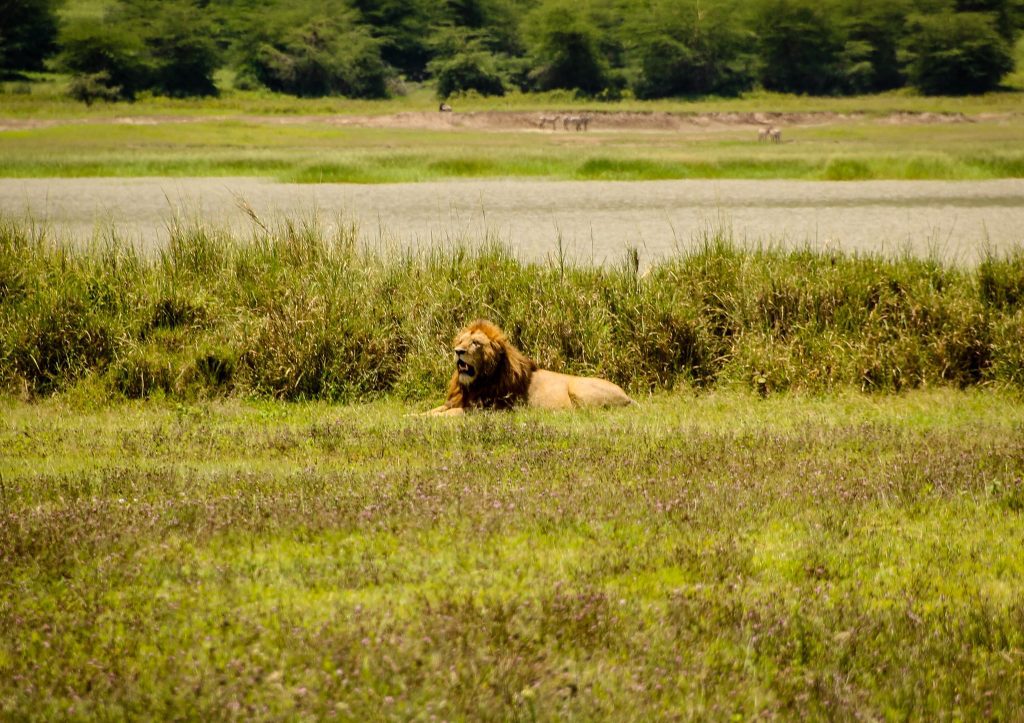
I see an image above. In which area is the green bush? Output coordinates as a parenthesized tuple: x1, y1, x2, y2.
(629, 1, 755, 99)
(978, 247, 1024, 310)
(755, 0, 845, 95)
(147, 4, 220, 97)
(56, 20, 150, 100)
(243, 18, 390, 98)
(904, 11, 1014, 95)
(525, 1, 609, 95)
(433, 48, 506, 98)
(67, 72, 123, 105)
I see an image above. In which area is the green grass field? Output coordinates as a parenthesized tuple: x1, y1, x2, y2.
(1, 114, 1023, 182)
(4, 68, 1024, 717)
(2, 389, 1023, 718)
(2, 77, 1024, 182)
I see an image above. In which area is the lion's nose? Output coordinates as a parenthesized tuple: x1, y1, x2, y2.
(454, 347, 466, 356)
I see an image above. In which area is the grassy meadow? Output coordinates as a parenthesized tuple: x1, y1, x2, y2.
(2, 389, 1024, 719)
(2, 216, 1024, 717)
(2, 115, 1024, 183)
(3, 72, 1024, 716)
(2, 76, 1024, 182)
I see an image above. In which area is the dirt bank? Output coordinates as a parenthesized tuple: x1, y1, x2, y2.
(0, 109, 995, 133)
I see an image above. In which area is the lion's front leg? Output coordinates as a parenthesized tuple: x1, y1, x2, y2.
(422, 404, 465, 416)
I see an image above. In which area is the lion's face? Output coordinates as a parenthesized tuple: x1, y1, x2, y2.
(452, 326, 502, 386)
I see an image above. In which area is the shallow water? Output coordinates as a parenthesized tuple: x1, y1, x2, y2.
(2, 177, 1022, 265)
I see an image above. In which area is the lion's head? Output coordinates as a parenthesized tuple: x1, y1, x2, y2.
(445, 320, 537, 410)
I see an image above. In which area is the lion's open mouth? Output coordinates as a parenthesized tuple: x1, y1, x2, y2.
(457, 359, 476, 377)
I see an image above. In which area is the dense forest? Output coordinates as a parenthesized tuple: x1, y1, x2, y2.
(1, 0, 1022, 101)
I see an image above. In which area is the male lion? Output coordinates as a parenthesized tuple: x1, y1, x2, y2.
(423, 319, 633, 415)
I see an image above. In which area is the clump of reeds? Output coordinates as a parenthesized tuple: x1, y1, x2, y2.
(1, 213, 1022, 401)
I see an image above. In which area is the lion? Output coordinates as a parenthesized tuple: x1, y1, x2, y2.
(423, 319, 633, 415)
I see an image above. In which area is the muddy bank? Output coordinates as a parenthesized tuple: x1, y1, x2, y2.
(0, 109, 998, 133)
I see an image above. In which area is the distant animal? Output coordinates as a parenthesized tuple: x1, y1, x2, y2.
(439, 102, 453, 112)
(770, 127, 782, 143)
(538, 115, 561, 130)
(758, 127, 771, 143)
(563, 115, 590, 131)
(422, 319, 634, 415)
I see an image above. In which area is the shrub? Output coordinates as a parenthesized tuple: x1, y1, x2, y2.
(755, 0, 845, 95)
(525, 2, 609, 95)
(630, 1, 755, 99)
(147, 5, 220, 97)
(67, 72, 123, 105)
(904, 11, 1014, 95)
(244, 19, 390, 98)
(433, 49, 506, 98)
(10, 292, 116, 394)
(56, 20, 150, 100)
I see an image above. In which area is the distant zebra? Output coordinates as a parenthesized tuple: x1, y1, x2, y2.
(563, 115, 590, 131)
(439, 102, 453, 112)
(538, 115, 561, 130)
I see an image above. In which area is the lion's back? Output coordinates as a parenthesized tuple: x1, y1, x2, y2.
(527, 369, 632, 410)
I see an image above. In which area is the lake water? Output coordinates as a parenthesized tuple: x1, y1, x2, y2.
(2, 177, 1022, 265)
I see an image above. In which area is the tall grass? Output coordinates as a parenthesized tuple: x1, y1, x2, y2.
(2, 213, 1023, 401)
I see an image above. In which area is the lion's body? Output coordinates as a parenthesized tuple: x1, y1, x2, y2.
(424, 320, 633, 415)
(526, 369, 633, 410)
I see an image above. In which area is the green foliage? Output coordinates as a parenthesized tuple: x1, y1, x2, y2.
(55, 1, 220, 100)
(15, 0, 1024, 100)
(525, 1, 610, 95)
(66, 71, 123, 104)
(756, 0, 847, 94)
(838, 0, 911, 91)
(242, 15, 390, 98)
(429, 35, 507, 98)
(352, 0, 436, 80)
(55, 18, 149, 100)
(629, 0, 756, 98)
(978, 246, 1024, 309)
(146, 2, 220, 97)
(2, 214, 1023, 400)
(904, 10, 1015, 94)
(0, 0, 58, 73)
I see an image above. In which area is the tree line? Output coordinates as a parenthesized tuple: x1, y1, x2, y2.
(2, 0, 1022, 102)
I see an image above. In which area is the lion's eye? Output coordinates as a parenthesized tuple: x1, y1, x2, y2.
(471, 340, 480, 348)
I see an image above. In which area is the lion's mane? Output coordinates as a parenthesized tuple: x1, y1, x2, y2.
(445, 320, 537, 410)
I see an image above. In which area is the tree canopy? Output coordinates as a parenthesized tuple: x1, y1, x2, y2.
(6, 0, 1022, 100)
